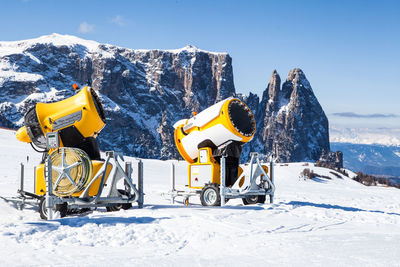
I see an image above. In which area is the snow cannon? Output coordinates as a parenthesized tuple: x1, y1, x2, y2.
(16, 85, 106, 158)
(174, 97, 256, 164)
(13, 84, 142, 219)
(171, 97, 276, 207)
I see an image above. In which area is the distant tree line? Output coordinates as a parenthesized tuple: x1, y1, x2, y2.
(354, 172, 400, 189)
(300, 168, 332, 180)
(307, 161, 400, 189)
(315, 160, 349, 177)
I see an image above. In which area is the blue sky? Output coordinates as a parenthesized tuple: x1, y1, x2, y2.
(1, 0, 399, 128)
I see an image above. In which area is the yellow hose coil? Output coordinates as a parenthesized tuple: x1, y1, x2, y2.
(45, 147, 93, 197)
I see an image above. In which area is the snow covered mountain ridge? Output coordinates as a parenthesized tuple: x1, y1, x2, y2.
(329, 127, 400, 176)
(330, 126, 400, 146)
(0, 33, 329, 162)
(0, 34, 225, 58)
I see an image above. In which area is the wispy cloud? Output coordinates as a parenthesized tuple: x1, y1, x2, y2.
(110, 15, 126, 27)
(332, 112, 399, 118)
(78, 22, 95, 33)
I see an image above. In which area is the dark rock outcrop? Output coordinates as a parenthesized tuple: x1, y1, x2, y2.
(318, 150, 343, 169)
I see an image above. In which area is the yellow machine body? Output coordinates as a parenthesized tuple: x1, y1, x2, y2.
(16, 86, 106, 147)
(15, 126, 31, 143)
(174, 97, 256, 190)
(188, 148, 220, 189)
(36, 86, 105, 140)
(35, 161, 112, 197)
(174, 98, 256, 164)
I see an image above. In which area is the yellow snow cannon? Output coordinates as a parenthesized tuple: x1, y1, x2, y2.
(174, 97, 256, 164)
(15, 84, 142, 219)
(16, 85, 106, 149)
(173, 97, 267, 206)
(16, 85, 107, 197)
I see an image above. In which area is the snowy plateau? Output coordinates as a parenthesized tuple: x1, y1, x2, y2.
(0, 128, 399, 266)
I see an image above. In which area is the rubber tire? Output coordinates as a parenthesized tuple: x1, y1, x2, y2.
(257, 195, 266, 204)
(242, 195, 266, 205)
(242, 195, 258, 205)
(39, 198, 68, 220)
(106, 189, 132, 212)
(106, 205, 122, 212)
(200, 184, 221, 206)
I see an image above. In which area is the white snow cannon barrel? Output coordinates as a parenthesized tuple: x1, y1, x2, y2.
(174, 97, 256, 163)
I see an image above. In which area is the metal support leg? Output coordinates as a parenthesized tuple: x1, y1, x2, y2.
(170, 162, 175, 204)
(125, 162, 132, 194)
(46, 158, 54, 220)
(220, 156, 226, 206)
(269, 160, 274, 204)
(19, 163, 24, 194)
(138, 160, 144, 208)
(33, 166, 36, 195)
(18, 163, 25, 210)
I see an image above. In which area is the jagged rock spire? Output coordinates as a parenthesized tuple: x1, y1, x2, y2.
(266, 69, 281, 114)
(247, 68, 330, 162)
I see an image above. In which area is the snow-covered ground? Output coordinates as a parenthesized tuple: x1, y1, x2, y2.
(0, 128, 399, 266)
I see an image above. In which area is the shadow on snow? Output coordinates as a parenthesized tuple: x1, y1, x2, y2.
(145, 204, 265, 211)
(27, 216, 170, 228)
(288, 201, 400, 216)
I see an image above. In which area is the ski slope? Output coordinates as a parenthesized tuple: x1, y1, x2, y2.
(0, 128, 399, 266)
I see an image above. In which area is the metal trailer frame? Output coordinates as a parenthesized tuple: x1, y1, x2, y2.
(166, 152, 275, 206)
(2, 151, 144, 219)
(166, 162, 202, 205)
(0, 163, 40, 210)
(220, 152, 275, 206)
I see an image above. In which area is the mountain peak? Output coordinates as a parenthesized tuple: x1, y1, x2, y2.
(0, 33, 101, 56)
(183, 44, 198, 50)
(166, 45, 228, 55)
(252, 68, 329, 162)
(0, 34, 228, 57)
(286, 68, 306, 82)
(267, 70, 281, 108)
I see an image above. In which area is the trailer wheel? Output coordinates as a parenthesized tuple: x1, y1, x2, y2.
(200, 184, 221, 206)
(257, 195, 266, 204)
(243, 195, 266, 205)
(106, 205, 122, 212)
(39, 198, 68, 220)
(106, 189, 132, 212)
(242, 195, 258, 205)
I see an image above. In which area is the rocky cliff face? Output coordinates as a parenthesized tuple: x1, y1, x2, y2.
(0, 34, 234, 159)
(0, 34, 329, 162)
(244, 68, 330, 162)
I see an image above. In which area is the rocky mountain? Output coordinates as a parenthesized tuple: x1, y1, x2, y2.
(243, 69, 330, 162)
(0, 34, 234, 159)
(0, 34, 329, 162)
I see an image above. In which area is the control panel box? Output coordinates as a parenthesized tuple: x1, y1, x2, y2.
(46, 132, 59, 149)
